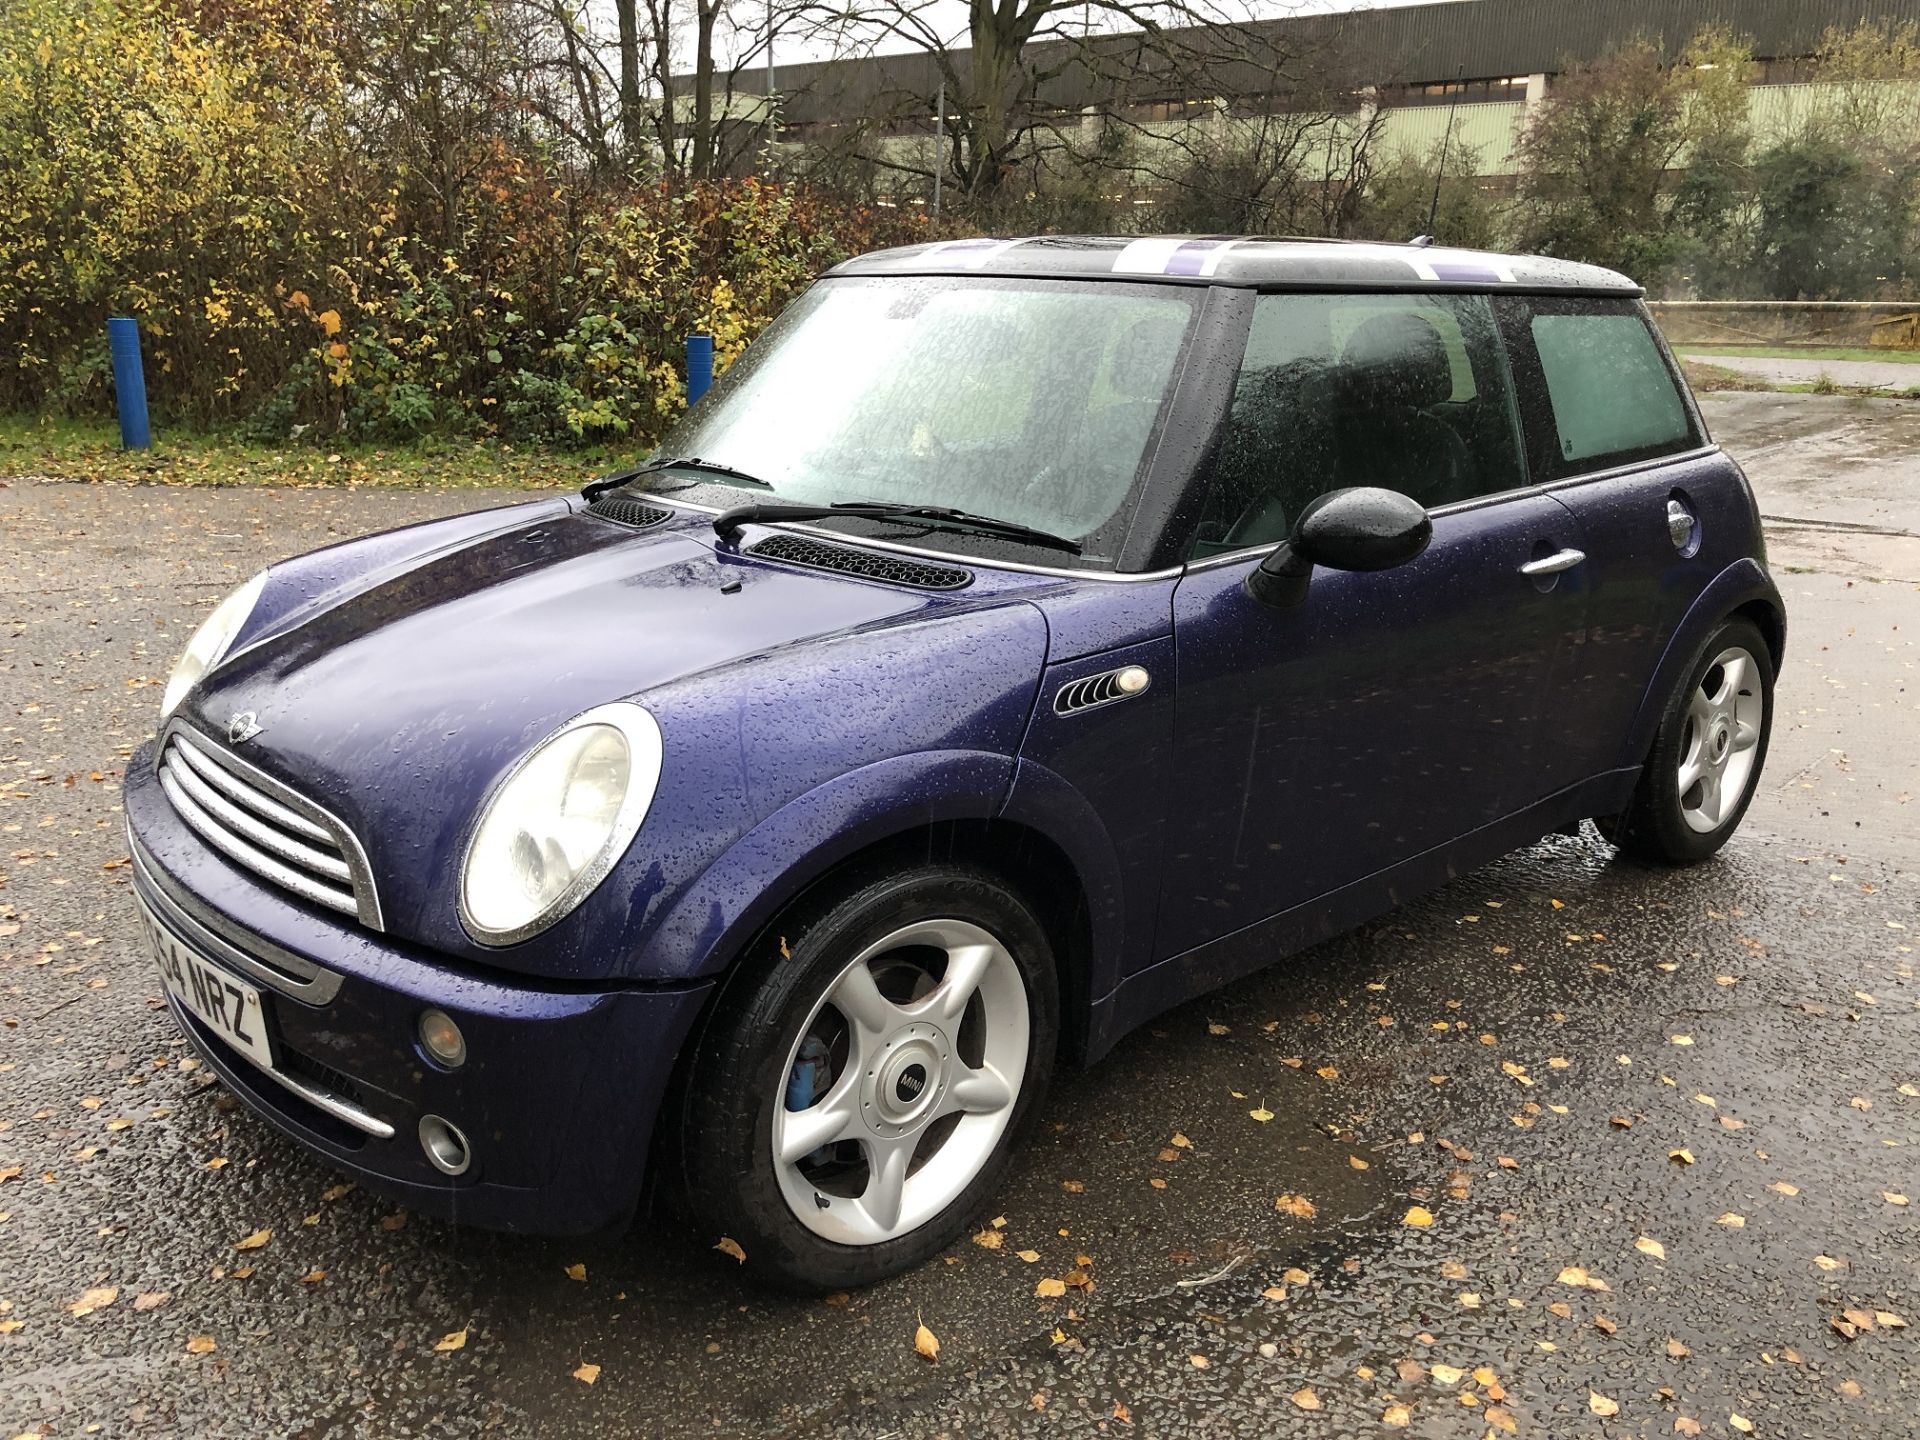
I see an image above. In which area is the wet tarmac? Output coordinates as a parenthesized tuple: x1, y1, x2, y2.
(2, 394, 1915, 1438)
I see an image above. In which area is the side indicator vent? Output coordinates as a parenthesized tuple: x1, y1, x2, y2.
(588, 495, 673, 530)
(1054, 665, 1151, 716)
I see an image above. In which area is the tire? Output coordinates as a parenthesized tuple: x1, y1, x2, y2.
(681, 863, 1059, 1292)
(1609, 616, 1774, 865)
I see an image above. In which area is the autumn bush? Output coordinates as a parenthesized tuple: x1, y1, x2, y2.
(0, 0, 935, 447)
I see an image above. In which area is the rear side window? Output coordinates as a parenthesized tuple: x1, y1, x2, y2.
(1191, 291, 1528, 558)
(1503, 299, 1698, 478)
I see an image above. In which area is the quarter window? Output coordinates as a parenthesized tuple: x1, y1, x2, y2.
(1192, 291, 1529, 557)
(1510, 300, 1698, 477)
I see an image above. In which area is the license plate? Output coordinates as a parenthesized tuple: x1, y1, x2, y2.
(145, 914, 275, 1072)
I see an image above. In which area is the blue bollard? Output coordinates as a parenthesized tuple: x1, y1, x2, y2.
(685, 333, 714, 406)
(108, 317, 152, 450)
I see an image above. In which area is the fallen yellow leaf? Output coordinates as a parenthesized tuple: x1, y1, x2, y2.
(1275, 1193, 1317, 1220)
(1383, 1401, 1412, 1427)
(1035, 1277, 1067, 1298)
(434, 1328, 468, 1352)
(1635, 1236, 1667, 1260)
(914, 1322, 939, 1362)
(185, 1335, 217, 1355)
(1404, 1205, 1435, 1228)
(68, 1286, 118, 1317)
(565, 1263, 587, 1281)
(233, 1229, 272, 1252)
(714, 1236, 746, 1263)
(573, 1362, 600, 1384)
(1290, 1387, 1321, 1410)
(1589, 1390, 1620, 1417)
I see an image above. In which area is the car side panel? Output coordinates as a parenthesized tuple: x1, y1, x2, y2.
(1081, 763, 1633, 1062)
(1004, 631, 1178, 1008)
(1543, 448, 1765, 784)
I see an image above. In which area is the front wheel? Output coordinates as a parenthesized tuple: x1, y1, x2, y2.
(1608, 616, 1774, 864)
(681, 864, 1058, 1291)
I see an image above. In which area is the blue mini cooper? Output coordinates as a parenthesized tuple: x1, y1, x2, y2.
(128, 236, 1783, 1289)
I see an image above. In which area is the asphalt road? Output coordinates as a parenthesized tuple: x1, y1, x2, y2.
(2, 394, 1915, 1439)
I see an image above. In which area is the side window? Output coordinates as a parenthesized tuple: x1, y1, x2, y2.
(1192, 291, 1528, 558)
(1506, 299, 1698, 479)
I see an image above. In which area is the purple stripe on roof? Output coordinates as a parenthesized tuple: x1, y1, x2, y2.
(1164, 238, 1231, 277)
(1426, 262, 1505, 283)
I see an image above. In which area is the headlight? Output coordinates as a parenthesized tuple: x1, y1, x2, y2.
(161, 571, 268, 719)
(459, 703, 663, 944)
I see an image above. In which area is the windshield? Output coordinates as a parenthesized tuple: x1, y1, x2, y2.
(652, 276, 1200, 567)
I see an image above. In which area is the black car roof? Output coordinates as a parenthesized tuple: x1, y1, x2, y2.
(827, 235, 1641, 295)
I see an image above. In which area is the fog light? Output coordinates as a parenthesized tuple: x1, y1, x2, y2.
(418, 1114, 471, 1176)
(418, 1009, 466, 1068)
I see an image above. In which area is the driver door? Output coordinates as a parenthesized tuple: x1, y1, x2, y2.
(1155, 290, 1592, 961)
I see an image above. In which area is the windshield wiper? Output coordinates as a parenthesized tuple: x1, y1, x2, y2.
(711, 500, 1082, 556)
(581, 456, 774, 503)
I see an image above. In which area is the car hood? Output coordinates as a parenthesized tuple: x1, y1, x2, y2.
(182, 509, 986, 935)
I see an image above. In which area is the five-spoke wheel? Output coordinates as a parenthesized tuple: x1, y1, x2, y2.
(1610, 616, 1774, 864)
(773, 919, 1027, 1244)
(681, 865, 1056, 1291)
(1676, 646, 1764, 834)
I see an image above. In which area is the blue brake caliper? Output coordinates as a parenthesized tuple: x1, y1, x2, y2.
(785, 1034, 836, 1165)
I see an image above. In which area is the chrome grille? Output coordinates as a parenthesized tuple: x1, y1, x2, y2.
(157, 725, 382, 930)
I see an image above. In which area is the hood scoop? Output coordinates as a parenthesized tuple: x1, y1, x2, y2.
(587, 494, 674, 530)
(748, 535, 972, 591)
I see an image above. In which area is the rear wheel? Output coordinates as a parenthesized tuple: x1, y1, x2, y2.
(682, 864, 1057, 1291)
(1609, 617, 1773, 864)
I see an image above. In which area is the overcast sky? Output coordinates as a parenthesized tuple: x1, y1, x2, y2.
(738, 0, 1441, 69)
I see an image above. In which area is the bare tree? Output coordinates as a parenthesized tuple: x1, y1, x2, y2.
(786, 0, 1314, 205)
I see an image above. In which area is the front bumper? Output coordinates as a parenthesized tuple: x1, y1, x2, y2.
(125, 746, 712, 1235)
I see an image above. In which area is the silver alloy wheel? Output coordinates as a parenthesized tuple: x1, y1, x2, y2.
(773, 918, 1029, 1246)
(1678, 645, 1764, 834)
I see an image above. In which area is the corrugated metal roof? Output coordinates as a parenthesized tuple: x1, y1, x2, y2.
(741, 0, 1920, 125)
(1326, 0, 1920, 81)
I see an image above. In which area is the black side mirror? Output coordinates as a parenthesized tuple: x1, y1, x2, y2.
(1245, 487, 1432, 608)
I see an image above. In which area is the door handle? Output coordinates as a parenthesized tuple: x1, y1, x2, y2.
(1518, 548, 1586, 577)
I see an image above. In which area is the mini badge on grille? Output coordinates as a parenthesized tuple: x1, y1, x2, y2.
(227, 710, 263, 744)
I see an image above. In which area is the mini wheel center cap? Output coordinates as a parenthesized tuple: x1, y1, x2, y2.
(863, 1024, 950, 1134)
(1709, 717, 1732, 761)
(895, 1063, 929, 1104)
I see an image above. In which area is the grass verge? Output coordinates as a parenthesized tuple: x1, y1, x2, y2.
(1672, 343, 1920, 365)
(0, 416, 632, 490)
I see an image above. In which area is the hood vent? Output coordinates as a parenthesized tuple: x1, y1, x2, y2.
(588, 494, 673, 530)
(748, 535, 973, 591)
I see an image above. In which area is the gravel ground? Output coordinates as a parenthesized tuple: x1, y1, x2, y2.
(2, 394, 1916, 1438)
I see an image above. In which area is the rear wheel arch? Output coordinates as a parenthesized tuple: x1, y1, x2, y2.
(1732, 597, 1786, 674)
